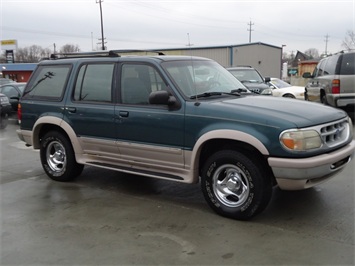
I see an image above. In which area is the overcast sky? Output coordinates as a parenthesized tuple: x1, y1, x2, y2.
(1, 0, 354, 56)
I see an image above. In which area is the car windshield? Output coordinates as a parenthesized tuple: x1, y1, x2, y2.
(270, 78, 291, 89)
(228, 69, 264, 83)
(162, 60, 247, 98)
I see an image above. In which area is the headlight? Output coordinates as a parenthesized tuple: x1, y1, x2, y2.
(280, 129, 322, 151)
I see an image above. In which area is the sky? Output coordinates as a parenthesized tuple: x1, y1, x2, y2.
(0, 0, 354, 56)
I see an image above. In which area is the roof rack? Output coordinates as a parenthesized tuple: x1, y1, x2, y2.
(49, 49, 165, 59)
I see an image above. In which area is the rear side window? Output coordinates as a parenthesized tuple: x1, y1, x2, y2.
(74, 63, 114, 102)
(323, 55, 339, 75)
(315, 59, 327, 77)
(22, 65, 71, 100)
(339, 53, 355, 75)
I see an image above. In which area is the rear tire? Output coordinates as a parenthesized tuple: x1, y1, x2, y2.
(201, 150, 272, 220)
(40, 131, 84, 182)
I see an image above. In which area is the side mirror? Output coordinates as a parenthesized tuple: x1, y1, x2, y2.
(302, 72, 312, 78)
(264, 77, 271, 83)
(149, 90, 176, 106)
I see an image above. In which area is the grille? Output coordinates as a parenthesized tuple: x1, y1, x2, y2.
(319, 118, 350, 148)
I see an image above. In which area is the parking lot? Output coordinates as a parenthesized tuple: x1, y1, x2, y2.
(1, 117, 354, 265)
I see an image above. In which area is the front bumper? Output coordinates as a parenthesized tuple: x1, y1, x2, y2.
(268, 140, 355, 190)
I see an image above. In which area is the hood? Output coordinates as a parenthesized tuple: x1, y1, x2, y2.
(209, 95, 347, 128)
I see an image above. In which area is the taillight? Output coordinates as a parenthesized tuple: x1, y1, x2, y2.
(331, 79, 340, 94)
(17, 103, 22, 124)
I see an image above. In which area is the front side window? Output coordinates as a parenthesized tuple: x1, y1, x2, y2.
(74, 63, 114, 102)
(22, 65, 71, 100)
(121, 64, 167, 104)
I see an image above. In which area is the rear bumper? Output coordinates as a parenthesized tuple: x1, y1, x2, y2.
(268, 140, 355, 190)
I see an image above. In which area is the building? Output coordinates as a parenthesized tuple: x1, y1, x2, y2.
(119, 42, 283, 78)
(0, 42, 283, 81)
(0, 63, 37, 82)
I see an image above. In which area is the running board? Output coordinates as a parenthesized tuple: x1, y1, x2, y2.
(86, 161, 184, 181)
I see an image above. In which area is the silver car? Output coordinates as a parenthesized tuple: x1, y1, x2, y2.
(303, 51, 355, 112)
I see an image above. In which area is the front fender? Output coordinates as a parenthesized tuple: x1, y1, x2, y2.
(186, 129, 269, 182)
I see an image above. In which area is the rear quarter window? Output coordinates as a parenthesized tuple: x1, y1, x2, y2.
(339, 53, 355, 75)
(22, 65, 71, 100)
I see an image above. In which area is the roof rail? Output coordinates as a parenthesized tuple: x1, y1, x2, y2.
(49, 49, 165, 59)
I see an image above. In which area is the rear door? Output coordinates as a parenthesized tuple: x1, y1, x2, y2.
(64, 62, 118, 155)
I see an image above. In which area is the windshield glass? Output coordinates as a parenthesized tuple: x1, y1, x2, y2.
(228, 69, 264, 83)
(270, 78, 291, 89)
(162, 60, 247, 98)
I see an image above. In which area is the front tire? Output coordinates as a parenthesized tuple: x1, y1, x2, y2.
(201, 150, 272, 220)
(40, 131, 84, 182)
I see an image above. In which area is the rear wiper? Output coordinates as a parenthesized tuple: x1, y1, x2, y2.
(190, 91, 240, 99)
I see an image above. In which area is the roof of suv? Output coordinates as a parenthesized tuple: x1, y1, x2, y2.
(41, 51, 211, 64)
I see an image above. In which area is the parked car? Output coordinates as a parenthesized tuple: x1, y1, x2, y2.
(17, 51, 355, 220)
(0, 82, 27, 111)
(227, 66, 271, 94)
(303, 51, 355, 112)
(263, 78, 305, 99)
(0, 78, 15, 85)
(0, 93, 11, 129)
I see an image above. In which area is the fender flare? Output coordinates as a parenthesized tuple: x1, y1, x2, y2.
(32, 116, 83, 155)
(187, 129, 270, 180)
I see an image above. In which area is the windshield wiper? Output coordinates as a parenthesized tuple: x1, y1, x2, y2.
(190, 91, 241, 99)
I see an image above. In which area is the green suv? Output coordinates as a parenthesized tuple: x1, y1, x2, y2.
(303, 51, 355, 112)
(17, 51, 355, 220)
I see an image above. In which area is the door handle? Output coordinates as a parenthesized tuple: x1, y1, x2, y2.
(119, 111, 129, 117)
(66, 107, 77, 113)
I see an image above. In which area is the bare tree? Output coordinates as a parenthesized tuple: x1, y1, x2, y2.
(342, 30, 355, 51)
(15, 45, 50, 63)
(304, 48, 320, 59)
(60, 44, 80, 53)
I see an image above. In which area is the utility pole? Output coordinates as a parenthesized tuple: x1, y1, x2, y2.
(324, 34, 330, 56)
(96, 0, 105, 50)
(247, 20, 254, 43)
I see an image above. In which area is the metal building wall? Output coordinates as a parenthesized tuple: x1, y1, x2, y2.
(118, 42, 282, 78)
(230, 43, 281, 78)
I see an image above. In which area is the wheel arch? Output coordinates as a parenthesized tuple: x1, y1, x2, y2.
(32, 116, 83, 155)
(188, 130, 272, 183)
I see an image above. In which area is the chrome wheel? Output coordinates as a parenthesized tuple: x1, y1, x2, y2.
(46, 141, 67, 173)
(212, 164, 250, 208)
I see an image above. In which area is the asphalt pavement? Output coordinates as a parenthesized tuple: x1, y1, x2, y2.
(1, 117, 354, 265)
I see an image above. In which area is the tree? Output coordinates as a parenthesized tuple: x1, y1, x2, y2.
(60, 44, 80, 53)
(15, 45, 50, 63)
(342, 30, 355, 51)
(304, 48, 320, 59)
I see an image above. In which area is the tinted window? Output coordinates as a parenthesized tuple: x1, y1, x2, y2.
(22, 65, 71, 100)
(315, 59, 327, 77)
(121, 64, 167, 104)
(340, 53, 355, 75)
(323, 55, 339, 75)
(74, 63, 114, 102)
(0, 85, 19, 98)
